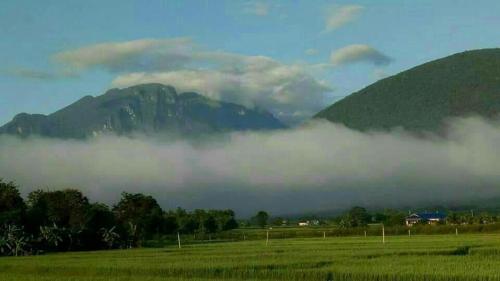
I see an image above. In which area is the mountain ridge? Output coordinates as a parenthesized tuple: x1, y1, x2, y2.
(315, 48, 500, 132)
(0, 83, 286, 139)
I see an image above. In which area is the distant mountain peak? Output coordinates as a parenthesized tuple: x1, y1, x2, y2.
(0, 83, 285, 139)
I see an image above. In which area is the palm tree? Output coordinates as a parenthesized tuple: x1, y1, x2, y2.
(1, 225, 28, 256)
(39, 223, 63, 249)
(9, 234, 27, 256)
(127, 222, 138, 248)
(100, 226, 120, 249)
(66, 226, 83, 251)
(0, 226, 9, 255)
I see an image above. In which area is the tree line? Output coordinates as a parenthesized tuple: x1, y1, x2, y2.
(0, 179, 238, 256)
(262, 207, 500, 228)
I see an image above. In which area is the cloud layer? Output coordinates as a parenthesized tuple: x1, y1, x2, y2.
(2, 117, 500, 216)
(330, 44, 392, 66)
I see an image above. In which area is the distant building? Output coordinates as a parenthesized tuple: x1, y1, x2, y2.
(298, 221, 310, 226)
(406, 212, 447, 226)
(298, 219, 320, 226)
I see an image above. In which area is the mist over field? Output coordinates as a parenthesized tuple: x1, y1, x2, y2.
(1, 117, 500, 216)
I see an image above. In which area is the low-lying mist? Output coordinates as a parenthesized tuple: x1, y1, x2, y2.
(1, 117, 500, 216)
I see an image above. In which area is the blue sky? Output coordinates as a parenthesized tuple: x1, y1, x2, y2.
(2, 0, 500, 124)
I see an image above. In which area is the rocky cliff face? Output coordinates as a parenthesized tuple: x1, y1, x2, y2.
(0, 83, 285, 139)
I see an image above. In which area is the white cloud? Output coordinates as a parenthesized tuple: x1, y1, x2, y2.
(53, 38, 194, 72)
(111, 58, 332, 125)
(2, 117, 500, 215)
(324, 5, 364, 33)
(330, 44, 392, 66)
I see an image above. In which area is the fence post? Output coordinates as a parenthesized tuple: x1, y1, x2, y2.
(382, 226, 385, 244)
(364, 230, 367, 237)
(455, 228, 458, 236)
(177, 232, 181, 249)
(408, 229, 411, 237)
(266, 230, 269, 246)
(323, 231, 326, 239)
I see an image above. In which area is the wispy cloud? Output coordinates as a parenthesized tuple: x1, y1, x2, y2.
(330, 44, 392, 66)
(324, 5, 364, 33)
(53, 38, 194, 72)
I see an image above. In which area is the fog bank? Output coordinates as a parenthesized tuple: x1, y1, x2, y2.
(1, 117, 500, 216)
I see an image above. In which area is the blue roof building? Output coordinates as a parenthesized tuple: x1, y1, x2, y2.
(406, 212, 447, 226)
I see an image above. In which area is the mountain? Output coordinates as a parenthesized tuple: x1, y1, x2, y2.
(315, 48, 500, 132)
(0, 83, 285, 138)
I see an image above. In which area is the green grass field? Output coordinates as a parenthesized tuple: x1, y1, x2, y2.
(2, 234, 500, 281)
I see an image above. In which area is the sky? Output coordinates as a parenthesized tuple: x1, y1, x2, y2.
(2, 0, 500, 124)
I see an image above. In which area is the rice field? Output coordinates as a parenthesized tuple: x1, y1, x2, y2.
(2, 234, 500, 281)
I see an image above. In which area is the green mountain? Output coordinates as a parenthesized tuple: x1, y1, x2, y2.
(315, 49, 500, 132)
(0, 83, 285, 138)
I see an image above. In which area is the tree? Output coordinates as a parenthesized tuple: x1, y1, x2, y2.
(203, 215, 218, 234)
(448, 212, 460, 225)
(0, 179, 26, 225)
(207, 209, 238, 231)
(162, 214, 179, 234)
(271, 217, 285, 226)
(252, 211, 269, 228)
(179, 216, 199, 234)
(0, 180, 246, 253)
(81, 203, 116, 250)
(384, 212, 405, 226)
(26, 189, 90, 232)
(346, 207, 370, 227)
(191, 209, 209, 233)
(113, 193, 163, 240)
(223, 218, 239, 230)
